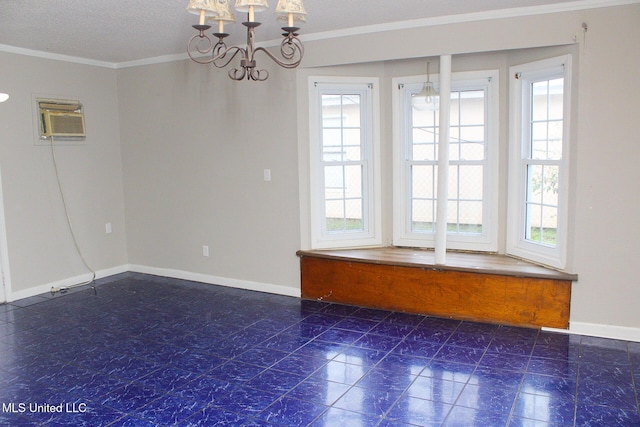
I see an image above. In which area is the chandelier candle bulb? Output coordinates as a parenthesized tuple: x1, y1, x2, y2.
(208, 0, 235, 34)
(249, 5, 255, 22)
(187, 0, 219, 25)
(275, 0, 307, 26)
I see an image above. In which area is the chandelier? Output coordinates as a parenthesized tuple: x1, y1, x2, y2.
(186, 0, 307, 81)
(412, 61, 439, 111)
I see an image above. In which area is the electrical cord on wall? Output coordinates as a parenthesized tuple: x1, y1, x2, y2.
(49, 136, 96, 295)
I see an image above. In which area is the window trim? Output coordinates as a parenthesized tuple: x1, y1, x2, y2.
(392, 70, 499, 252)
(308, 76, 382, 249)
(507, 55, 572, 269)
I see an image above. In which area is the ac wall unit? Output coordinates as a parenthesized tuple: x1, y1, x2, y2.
(43, 111, 86, 137)
(35, 97, 86, 141)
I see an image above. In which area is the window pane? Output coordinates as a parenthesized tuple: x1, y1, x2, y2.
(459, 90, 485, 125)
(322, 129, 342, 161)
(343, 128, 361, 146)
(527, 165, 543, 204)
(525, 202, 542, 241)
(531, 122, 548, 159)
(542, 166, 559, 206)
(458, 165, 483, 200)
(341, 94, 361, 126)
(324, 165, 344, 198)
(412, 127, 437, 161)
(530, 78, 563, 161)
(412, 200, 434, 232)
(447, 200, 459, 231)
(449, 127, 460, 161)
(526, 163, 558, 247)
(345, 199, 363, 226)
(412, 165, 435, 198)
(541, 206, 558, 245)
(344, 146, 361, 162)
(343, 129, 361, 161)
(320, 90, 366, 235)
(344, 165, 362, 198)
(325, 200, 345, 231)
(448, 165, 459, 199)
(412, 162, 436, 233)
(450, 92, 460, 126)
(321, 95, 342, 127)
(447, 165, 483, 236)
(458, 201, 483, 233)
(324, 162, 363, 234)
(460, 142, 484, 161)
(525, 203, 557, 246)
(548, 78, 564, 120)
(412, 142, 436, 161)
(413, 108, 437, 127)
(412, 105, 437, 163)
(460, 125, 485, 143)
(413, 127, 437, 144)
(527, 165, 559, 206)
(547, 121, 563, 160)
(531, 81, 549, 122)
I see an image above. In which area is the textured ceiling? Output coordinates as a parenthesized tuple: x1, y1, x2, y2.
(0, 0, 611, 65)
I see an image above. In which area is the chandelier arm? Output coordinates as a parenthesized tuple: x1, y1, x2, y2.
(213, 46, 246, 69)
(228, 67, 248, 81)
(280, 35, 305, 61)
(249, 68, 269, 81)
(187, 33, 217, 65)
(253, 38, 304, 70)
(212, 39, 228, 60)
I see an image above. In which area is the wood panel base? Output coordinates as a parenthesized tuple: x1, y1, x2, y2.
(299, 255, 571, 329)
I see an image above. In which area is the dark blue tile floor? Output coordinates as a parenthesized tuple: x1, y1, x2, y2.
(1, 273, 639, 426)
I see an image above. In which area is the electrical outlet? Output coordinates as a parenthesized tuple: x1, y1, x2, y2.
(263, 169, 271, 182)
(105, 223, 112, 234)
(202, 245, 209, 257)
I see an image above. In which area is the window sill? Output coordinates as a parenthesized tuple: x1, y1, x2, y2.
(296, 246, 578, 282)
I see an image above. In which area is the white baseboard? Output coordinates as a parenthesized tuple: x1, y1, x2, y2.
(128, 264, 301, 298)
(543, 321, 640, 343)
(570, 321, 640, 343)
(7, 264, 130, 302)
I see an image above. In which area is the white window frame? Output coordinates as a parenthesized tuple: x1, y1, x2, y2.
(392, 70, 499, 252)
(308, 76, 381, 249)
(507, 55, 572, 269)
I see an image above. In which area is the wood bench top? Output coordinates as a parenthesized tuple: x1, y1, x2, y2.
(297, 247, 578, 282)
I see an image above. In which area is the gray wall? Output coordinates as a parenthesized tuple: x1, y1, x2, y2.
(117, 61, 302, 291)
(0, 53, 128, 297)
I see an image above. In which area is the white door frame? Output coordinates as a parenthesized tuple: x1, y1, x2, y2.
(0, 167, 12, 303)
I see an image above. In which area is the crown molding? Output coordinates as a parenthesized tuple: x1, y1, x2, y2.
(115, 53, 190, 69)
(0, 44, 117, 69)
(296, 0, 640, 45)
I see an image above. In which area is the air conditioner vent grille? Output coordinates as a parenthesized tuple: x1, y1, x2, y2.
(45, 112, 86, 137)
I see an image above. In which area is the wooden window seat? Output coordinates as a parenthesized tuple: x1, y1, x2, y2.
(297, 247, 577, 329)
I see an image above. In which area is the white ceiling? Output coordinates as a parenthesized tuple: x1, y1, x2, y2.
(0, 0, 621, 66)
